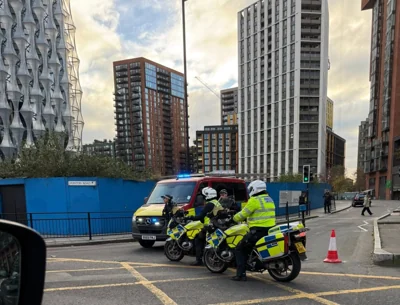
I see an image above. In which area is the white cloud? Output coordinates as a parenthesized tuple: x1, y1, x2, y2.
(71, 0, 372, 171)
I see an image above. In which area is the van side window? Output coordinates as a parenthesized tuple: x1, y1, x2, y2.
(211, 182, 247, 202)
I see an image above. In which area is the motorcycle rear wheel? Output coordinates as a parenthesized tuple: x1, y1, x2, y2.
(203, 248, 229, 273)
(164, 240, 184, 262)
(267, 252, 301, 282)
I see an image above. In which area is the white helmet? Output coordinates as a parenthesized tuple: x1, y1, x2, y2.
(202, 187, 218, 200)
(248, 180, 267, 197)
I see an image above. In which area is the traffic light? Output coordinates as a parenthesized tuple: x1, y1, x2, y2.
(303, 165, 310, 183)
(310, 171, 314, 182)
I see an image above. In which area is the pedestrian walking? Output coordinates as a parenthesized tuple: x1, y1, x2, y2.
(361, 192, 373, 216)
(323, 190, 332, 213)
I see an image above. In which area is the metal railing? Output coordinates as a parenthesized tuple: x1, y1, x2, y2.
(0, 212, 133, 240)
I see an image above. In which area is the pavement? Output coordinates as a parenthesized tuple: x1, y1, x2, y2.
(373, 207, 400, 265)
(44, 201, 352, 248)
(43, 200, 400, 305)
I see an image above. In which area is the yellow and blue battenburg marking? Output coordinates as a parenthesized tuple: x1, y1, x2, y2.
(206, 229, 226, 247)
(167, 224, 186, 240)
(268, 222, 305, 235)
(255, 232, 286, 260)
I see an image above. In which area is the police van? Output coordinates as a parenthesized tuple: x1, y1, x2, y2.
(132, 174, 248, 248)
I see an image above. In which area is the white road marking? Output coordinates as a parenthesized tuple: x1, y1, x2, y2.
(357, 221, 369, 232)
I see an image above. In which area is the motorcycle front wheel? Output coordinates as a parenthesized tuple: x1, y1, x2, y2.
(164, 240, 184, 262)
(267, 252, 301, 282)
(203, 248, 229, 273)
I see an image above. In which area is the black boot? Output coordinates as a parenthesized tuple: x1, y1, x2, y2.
(191, 260, 203, 266)
(231, 275, 247, 281)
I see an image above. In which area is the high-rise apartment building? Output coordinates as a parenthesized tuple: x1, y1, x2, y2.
(0, 0, 84, 160)
(196, 125, 238, 174)
(357, 119, 369, 171)
(238, 0, 329, 180)
(221, 88, 238, 125)
(83, 139, 116, 158)
(362, 0, 400, 199)
(113, 58, 187, 176)
(326, 97, 334, 129)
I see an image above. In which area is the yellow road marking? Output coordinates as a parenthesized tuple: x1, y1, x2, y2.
(45, 276, 216, 292)
(252, 275, 339, 305)
(45, 282, 136, 292)
(46, 257, 203, 269)
(121, 262, 177, 305)
(315, 285, 400, 297)
(302, 271, 400, 281)
(47, 267, 125, 273)
(210, 294, 308, 305)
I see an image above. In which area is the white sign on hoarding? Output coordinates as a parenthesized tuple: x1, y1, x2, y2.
(68, 181, 97, 187)
(279, 191, 302, 207)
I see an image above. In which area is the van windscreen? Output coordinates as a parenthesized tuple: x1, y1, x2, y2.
(147, 182, 197, 204)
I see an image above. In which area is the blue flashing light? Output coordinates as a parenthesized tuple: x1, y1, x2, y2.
(152, 218, 157, 222)
(177, 173, 191, 179)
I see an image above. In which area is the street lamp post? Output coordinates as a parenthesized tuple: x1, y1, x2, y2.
(182, 0, 190, 172)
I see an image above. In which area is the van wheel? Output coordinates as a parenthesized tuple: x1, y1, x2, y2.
(139, 240, 155, 248)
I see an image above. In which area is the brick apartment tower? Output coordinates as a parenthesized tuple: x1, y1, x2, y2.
(362, 0, 400, 199)
(113, 58, 188, 176)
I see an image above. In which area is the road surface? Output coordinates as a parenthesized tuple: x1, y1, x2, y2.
(43, 200, 400, 305)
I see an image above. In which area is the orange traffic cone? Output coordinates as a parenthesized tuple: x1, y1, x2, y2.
(323, 230, 342, 263)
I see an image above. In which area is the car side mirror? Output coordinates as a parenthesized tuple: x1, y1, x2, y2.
(0, 219, 46, 305)
(144, 197, 148, 204)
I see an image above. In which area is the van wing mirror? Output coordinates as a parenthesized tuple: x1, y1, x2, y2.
(0, 219, 46, 305)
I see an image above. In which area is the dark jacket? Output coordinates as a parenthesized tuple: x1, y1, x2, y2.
(162, 200, 176, 220)
(323, 193, 332, 204)
(191, 200, 216, 222)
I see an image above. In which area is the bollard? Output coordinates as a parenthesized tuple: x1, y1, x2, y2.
(87, 212, 92, 240)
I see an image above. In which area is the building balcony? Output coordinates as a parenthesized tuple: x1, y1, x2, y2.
(130, 69, 141, 76)
(115, 65, 128, 72)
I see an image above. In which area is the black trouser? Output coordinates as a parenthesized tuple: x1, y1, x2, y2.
(194, 227, 207, 262)
(362, 207, 372, 215)
(324, 202, 331, 213)
(235, 227, 270, 277)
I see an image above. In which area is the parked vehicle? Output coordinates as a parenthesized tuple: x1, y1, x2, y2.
(132, 174, 248, 248)
(203, 220, 308, 282)
(352, 193, 366, 207)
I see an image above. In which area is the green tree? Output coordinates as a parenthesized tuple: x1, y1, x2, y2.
(277, 173, 303, 182)
(0, 132, 155, 180)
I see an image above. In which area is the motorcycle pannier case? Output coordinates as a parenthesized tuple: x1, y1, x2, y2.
(256, 232, 286, 260)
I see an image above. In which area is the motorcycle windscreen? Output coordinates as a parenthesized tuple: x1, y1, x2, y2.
(167, 224, 186, 240)
(206, 228, 226, 247)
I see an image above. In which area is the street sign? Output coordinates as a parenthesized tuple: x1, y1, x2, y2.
(386, 180, 392, 189)
(279, 191, 302, 207)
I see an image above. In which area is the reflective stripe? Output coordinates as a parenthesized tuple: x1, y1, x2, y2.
(242, 207, 252, 215)
(248, 215, 275, 221)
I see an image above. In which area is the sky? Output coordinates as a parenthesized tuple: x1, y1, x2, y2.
(70, 0, 372, 176)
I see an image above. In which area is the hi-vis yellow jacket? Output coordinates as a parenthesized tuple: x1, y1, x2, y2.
(233, 194, 276, 228)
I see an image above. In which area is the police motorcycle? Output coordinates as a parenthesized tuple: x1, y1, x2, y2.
(203, 217, 308, 282)
(164, 207, 233, 262)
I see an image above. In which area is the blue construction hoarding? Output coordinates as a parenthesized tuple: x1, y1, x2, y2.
(0, 177, 330, 237)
